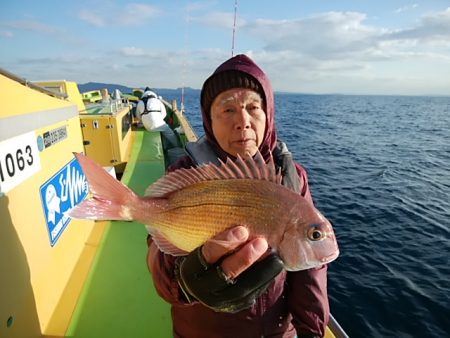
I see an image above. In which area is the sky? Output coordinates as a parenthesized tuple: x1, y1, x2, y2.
(1, 0, 450, 95)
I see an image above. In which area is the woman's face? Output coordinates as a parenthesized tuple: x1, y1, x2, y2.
(210, 88, 266, 157)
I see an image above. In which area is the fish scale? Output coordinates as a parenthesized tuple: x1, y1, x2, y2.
(146, 179, 294, 252)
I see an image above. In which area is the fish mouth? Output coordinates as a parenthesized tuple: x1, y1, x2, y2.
(320, 250, 340, 263)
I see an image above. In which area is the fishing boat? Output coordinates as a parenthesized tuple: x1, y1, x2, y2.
(0, 68, 348, 338)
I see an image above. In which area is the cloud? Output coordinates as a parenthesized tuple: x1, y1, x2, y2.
(79, 10, 105, 27)
(0, 30, 13, 38)
(119, 47, 175, 59)
(16, 55, 100, 66)
(0, 19, 82, 44)
(2, 20, 62, 35)
(78, 3, 161, 27)
(224, 8, 450, 94)
(121, 47, 147, 56)
(243, 12, 381, 59)
(118, 3, 160, 25)
(387, 7, 450, 42)
(5, 5, 449, 95)
(191, 11, 243, 29)
(241, 8, 450, 64)
(185, 2, 211, 13)
(394, 4, 419, 14)
(5, 54, 102, 83)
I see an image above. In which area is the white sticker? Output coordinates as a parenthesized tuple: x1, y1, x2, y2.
(39, 157, 88, 246)
(0, 131, 41, 194)
(42, 125, 68, 149)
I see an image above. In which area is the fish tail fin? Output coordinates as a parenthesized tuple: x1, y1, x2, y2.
(69, 152, 141, 220)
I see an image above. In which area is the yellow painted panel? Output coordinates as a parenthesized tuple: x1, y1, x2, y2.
(0, 75, 74, 118)
(1, 72, 101, 337)
(325, 326, 336, 338)
(44, 221, 108, 336)
(109, 108, 133, 165)
(80, 116, 115, 166)
(80, 107, 133, 166)
(35, 81, 86, 113)
(1, 116, 96, 336)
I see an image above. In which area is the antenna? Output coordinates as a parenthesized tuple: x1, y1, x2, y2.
(231, 0, 238, 56)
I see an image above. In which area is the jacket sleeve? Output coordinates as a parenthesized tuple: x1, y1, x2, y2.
(159, 100, 167, 120)
(289, 163, 330, 337)
(136, 100, 144, 118)
(294, 162, 313, 204)
(287, 266, 329, 337)
(147, 241, 196, 306)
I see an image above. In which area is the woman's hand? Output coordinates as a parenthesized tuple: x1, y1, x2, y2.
(176, 225, 284, 313)
(201, 225, 269, 280)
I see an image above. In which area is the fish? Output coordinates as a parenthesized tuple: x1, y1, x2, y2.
(69, 152, 339, 271)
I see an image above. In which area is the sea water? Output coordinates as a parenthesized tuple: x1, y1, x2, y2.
(174, 92, 450, 338)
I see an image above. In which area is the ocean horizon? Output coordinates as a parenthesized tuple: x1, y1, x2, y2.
(76, 82, 450, 100)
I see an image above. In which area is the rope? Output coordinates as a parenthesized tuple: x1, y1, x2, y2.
(231, 0, 238, 56)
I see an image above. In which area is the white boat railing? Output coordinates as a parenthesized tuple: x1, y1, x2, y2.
(329, 314, 350, 338)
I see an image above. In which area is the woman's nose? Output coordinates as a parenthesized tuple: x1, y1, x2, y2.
(234, 108, 251, 130)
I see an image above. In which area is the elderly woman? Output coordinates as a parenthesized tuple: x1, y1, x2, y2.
(147, 54, 329, 338)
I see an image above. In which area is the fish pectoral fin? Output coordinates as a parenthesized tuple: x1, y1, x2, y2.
(146, 226, 188, 256)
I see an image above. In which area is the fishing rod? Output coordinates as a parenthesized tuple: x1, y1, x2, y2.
(231, 0, 238, 56)
(180, 4, 191, 113)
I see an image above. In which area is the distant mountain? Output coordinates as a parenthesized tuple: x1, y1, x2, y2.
(77, 82, 134, 94)
(77, 82, 199, 96)
(77, 82, 326, 97)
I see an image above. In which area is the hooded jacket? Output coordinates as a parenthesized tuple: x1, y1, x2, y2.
(136, 90, 167, 130)
(147, 54, 329, 338)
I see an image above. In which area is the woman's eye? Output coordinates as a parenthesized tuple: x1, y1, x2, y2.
(247, 105, 260, 112)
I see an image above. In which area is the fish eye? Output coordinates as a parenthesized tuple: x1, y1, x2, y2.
(308, 225, 324, 241)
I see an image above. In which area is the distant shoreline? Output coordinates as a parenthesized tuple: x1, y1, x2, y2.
(77, 82, 450, 98)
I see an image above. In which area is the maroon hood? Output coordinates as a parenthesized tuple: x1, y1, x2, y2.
(200, 54, 277, 161)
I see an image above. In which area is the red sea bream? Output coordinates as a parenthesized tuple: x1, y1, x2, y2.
(69, 152, 339, 271)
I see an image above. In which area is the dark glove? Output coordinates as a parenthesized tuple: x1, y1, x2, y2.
(175, 246, 284, 313)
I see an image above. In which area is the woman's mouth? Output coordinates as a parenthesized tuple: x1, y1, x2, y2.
(234, 138, 254, 145)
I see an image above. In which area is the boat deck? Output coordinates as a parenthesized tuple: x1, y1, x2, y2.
(65, 131, 173, 337)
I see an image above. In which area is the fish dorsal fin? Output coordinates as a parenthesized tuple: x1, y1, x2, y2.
(145, 151, 282, 197)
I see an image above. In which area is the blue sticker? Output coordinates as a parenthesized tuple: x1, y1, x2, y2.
(39, 157, 89, 246)
(37, 135, 44, 152)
